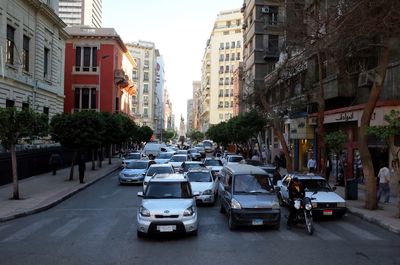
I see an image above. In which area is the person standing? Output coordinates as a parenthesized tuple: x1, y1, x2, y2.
(377, 165, 391, 204)
(49, 153, 62, 175)
(307, 157, 316, 173)
(78, 153, 86, 184)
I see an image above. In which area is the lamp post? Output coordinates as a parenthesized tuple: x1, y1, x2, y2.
(98, 55, 110, 111)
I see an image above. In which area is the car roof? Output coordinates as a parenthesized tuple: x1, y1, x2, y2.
(149, 173, 188, 182)
(224, 164, 268, 175)
(148, 163, 173, 168)
(186, 169, 211, 173)
(184, 161, 203, 164)
(285, 173, 326, 180)
(127, 159, 149, 163)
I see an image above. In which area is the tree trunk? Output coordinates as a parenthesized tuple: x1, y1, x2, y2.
(98, 146, 103, 168)
(273, 127, 293, 171)
(92, 149, 96, 170)
(10, 144, 19, 200)
(316, 51, 326, 174)
(69, 151, 77, 181)
(359, 44, 390, 210)
(109, 144, 112, 165)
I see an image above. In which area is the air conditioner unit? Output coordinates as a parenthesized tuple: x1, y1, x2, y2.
(358, 70, 374, 87)
(261, 7, 270, 13)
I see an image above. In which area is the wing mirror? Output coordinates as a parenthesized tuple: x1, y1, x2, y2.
(193, 191, 200, 197)
(277, 180, 282, 186)
(137, 191, 143, 197)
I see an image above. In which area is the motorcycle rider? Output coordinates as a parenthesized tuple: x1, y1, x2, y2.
(287, 177, 305, 229)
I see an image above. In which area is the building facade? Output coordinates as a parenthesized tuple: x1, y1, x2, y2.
(64, 26, 136, 116)
(192, 80, 201, 131)
(0, 0, 68, 118)
(126, 41, 158, 129)
(186, 99, 194, 135)
(163, 88, 173, 131)
(199, 9, 243, 132)
(58, 0, 102, 28)
(155, 53, 165, 140)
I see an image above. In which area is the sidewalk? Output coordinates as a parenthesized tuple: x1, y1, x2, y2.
(333, 180, 400, 234)
(0, 157, 121, 222)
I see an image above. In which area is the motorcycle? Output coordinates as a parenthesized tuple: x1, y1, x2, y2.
(292, 192, 317, 235)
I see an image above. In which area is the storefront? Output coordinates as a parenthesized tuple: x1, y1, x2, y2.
(289, 116, 315, 172)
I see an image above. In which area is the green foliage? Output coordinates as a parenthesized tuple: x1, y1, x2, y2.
(325, 130, 347, 154)
(0, 107, 49, 149)
(162, 130, 175, 142)
(138, 126, 153, 143)
(367, 109, 400, 143)
(190, 130, 204, 143)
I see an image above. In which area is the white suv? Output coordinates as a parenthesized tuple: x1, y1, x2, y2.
(137, 174, 199, 237)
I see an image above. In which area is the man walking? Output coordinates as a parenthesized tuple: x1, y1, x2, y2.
(377, 165, 391, 204)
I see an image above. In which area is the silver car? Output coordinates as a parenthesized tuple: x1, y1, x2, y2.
(119, 160, 150, 184)
(143, 164, 175, 191)
(186, 169, 218, 205)
(137, 174, 199, 237)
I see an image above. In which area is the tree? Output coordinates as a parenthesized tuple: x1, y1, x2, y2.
(368, 110, 400, 217)
(190, 130, 204, 143)
(0, 107, 48, 199)
(325, 130, 347, 181)
(138, 126, 153, 144)
(162, 130, 175, 143)
(101, 112, 122, 164)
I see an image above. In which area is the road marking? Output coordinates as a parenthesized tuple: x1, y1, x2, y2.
(86, 217, 119, 240)
(2, 218, 54, 242)
(336, 222, 382, 240)
(100, 189, 121, 199)
(50, 218, 86, 237)
(314, 224, 343, 240)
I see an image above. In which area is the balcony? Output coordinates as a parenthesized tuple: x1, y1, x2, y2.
(264, 49, 280, 59)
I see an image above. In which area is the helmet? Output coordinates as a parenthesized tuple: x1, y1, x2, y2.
(292, 177, 299, 182)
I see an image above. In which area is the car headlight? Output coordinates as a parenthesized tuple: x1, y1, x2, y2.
(305, 203, 312, 211)
(139, 206, 150, 217)
(202, 189, 212, 195)
(337, 202, 346, 208)
(183, 206, 195, 216)
(271, 201, 280, 209)
(231, 198, 241, 209)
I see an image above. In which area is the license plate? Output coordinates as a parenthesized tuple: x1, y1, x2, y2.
(157, 225, 176, 232)
(252, 219, 263, 226)
(323, 210, 333, 216)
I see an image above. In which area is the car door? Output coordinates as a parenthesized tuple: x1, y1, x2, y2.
(280, 176, 291, 203)
(222, 171, 233, 211)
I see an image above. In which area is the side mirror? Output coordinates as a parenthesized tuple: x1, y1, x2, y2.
(137, 191, 143, 197)
(193, 191, 200, 197)
(277, 180, 282, 186)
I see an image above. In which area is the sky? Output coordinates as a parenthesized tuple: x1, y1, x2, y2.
(103, 0, 243, 126)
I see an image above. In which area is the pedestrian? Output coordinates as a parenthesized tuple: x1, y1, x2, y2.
(78, 153, 86, 184)
(279, 151, 287, 169)
(377, 165, 391, 204)
(307, 156, 316, 173)
(251, 151, 260, 161)
(326, 156, 332, 181)
(49, 153, 62, 175)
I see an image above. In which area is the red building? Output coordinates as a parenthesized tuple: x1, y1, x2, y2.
(64, 26, 136, 115)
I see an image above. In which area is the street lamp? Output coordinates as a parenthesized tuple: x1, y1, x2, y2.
(98, 55, 110, 111)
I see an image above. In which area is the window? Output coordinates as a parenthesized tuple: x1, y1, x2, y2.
(219, 43, 224, 49)
(219, 90, 223, 97)
(22, 36, 30, 71)
(268, 6, 279, 25)
(231, 41, 235, 48)
(43, 107, 49, 116)
(225, 42, 230, 49)
(219, 54, 224, 61)
(225, 65, 229, 73)
(143, 108, 148, 117)
(225, 89, 229, 96)
(6, 25, 15, 65)
(22, 102, 29, 110)
(44, 47, 50, 79)
(231, 53, 235, 61)
(6, 99, 14, 108)
(268, 35, 279, 53)
(231, 65, 234, 72)
(236, 52, 241, 60)
(230, 101, 233, 107)
(237, 41, 241, 48)
(132, 70, 138, 80)
(236, 19, 241, 26)
(219, 66, 224, 73)
(218, 102, 223, 108)
(75, 46, 97, 72)
(144, 59, 149, 68)
(143, 84, 149, 93)
(223, 31, 229, 35)
(144, 72, 149, 81)
(226, 21, 231, 27)
(225, 113, 230, 119)
(225, 54, 229, 61)
(225, 78, 229, 85)
(231, 78, 234, 85)
(219, 114, 223, 120)
(74, 88, 97, 110)
(224, 101, 229, 108)
(143, 95, 149, 105)
(219, 78, 223, 85)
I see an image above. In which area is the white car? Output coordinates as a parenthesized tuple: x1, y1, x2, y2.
(168, 154, 189, 172)
(185, 169, 218, 205)
(121, 152, 147, 167)
(276, 173, 347, 218)
(143, 164, 174, 191)
(203, 157, 223, 176)
(223, 155, 244, 165)
(119, 160, 150, 184)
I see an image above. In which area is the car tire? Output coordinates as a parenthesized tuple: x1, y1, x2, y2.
(189, 229, 198, 236)
(137, 230, 146, 238)
(228, 211, 237, 230)
(219, 201, 225, 213)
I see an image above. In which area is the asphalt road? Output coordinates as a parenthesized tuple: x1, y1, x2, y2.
(0, 171, 399, 265)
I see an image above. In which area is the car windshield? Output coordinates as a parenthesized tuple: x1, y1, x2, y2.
(229, 156, 243, 163)
(187, 172, 212, 182)
(234, 174, 273, 193)
(146, 167, 174, 176)
(158, 153, 173, 159)
(301, 179, 331, 192)
(204, 159, 223, 166)
(203, 141, 212, 148)
(176, 150, 188, 154)
(170, 156, 187, 162)
(126, 161, 148, 169)
(125, 153, 141, 159)
(145, 182, 192, 199)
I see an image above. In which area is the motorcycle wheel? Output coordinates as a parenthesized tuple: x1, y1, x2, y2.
(304, 211, 314, 235)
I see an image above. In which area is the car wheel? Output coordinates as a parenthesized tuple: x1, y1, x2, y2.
(228, 211, 237, 230)
(189, 229, 198, 236)
(219, 201, 225, 213)
(137, 230, 146, 238)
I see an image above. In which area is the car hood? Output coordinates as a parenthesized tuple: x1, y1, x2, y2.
(234, 194, 278, 208)
(154, 159, 170, 164)
(190, 182, 214, 193)
(306, 191, 345, 203)
(142, 199, 194, 214)
(168, 161, 183, 167)
(121, 168, 146, 175)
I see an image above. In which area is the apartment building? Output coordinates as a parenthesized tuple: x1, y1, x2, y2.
(59, 0, 102, 28)
(155, 54, 165, 140)
(163, 88, 173, 131)
(186, 99, 194, 135)
(200, 9, 243, 132)
(192, 80, 201, 131)
(64, 26, 137, 116)
(126, 41, 158, 129)
(0, 0, 68, 118)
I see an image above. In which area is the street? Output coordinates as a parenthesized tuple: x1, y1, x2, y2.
(0, 171, 399, 265)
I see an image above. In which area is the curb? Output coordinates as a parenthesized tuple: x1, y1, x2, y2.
(0, 166, 120, 223)
(347, 206, 400, 234)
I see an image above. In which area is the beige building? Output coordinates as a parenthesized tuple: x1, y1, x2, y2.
(0, 0, 68, 118)
(59, 0, 102, 28)
(200, 9, 243, 132)
(192, 80, 201, 131)
(163, 88, 173, 131)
